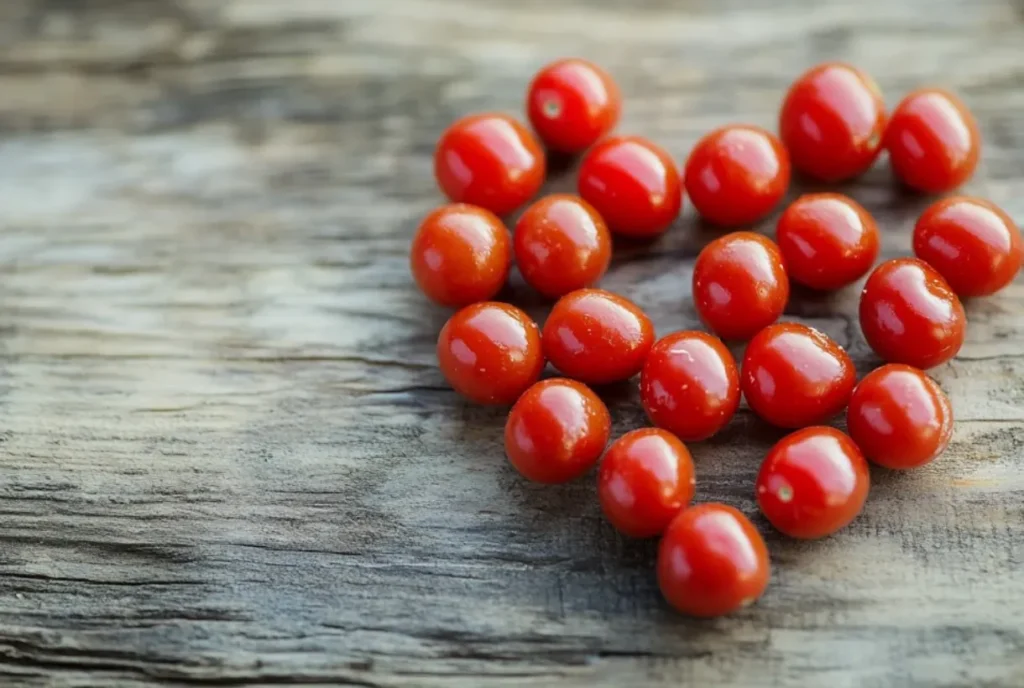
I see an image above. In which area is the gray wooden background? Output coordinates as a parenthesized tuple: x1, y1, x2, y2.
(0, 0, 1022, 686)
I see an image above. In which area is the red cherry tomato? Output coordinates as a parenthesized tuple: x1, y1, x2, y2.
(434, 113, 546, 216)
(776, 193, 880, 291)
(756, 426, 870, 539)
(437, 302, 544, 405)
(779, 63, 887, 182)
(847, 364, 953, 470)
(542, 289, 655, 385)
(526, 58, 621, 154)
(504, 378, 611, 483)
(885, 88, 980, 193)
(577, 135, 682, 238)
(640, 331, 740, 441)
(859, 258, 966, 369)
(692, 232, 789, 341)
(597, 428, 695, 538)
(913, 196, 1023, 297)
(741, 323, 855, 429)
(683, 125, 790, 227)
(513, 194, 612, 298)
(657, 504, 770, 618)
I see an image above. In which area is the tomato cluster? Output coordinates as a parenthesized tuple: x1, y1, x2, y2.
(413, 58, 1020, 618)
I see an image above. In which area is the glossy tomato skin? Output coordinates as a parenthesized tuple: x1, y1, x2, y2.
(776, 193, 880, 290)
(742, 323, 856, 429)
(526, 58, 621, 154)
(885, 89, 980, 194)
(640, 331, 740, 441)
(847, 364, 954, 470)
(683, 125, 791, 227)
(756, 426, 870, 539)
(598, 428, 695, 538)
(504, 378, 611, 483)
(859, 258, 966, 369)
(542, 289, 655, 385)
(693, 232, 789, 341)
(434, 113, 546, 216)
(657, 504, 770, 618)
(577, 135, 682, 238)
(779, 63, 887, 182)
(513, 194, 612, 298)
(437, 302, 544, 405)
(913, 196, 1023, 297)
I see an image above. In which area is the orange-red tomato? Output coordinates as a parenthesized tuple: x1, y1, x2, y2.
(526, 58, 621, 154)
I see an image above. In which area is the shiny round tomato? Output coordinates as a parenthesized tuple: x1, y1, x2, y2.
(657, 504, 770, 618)
(513, 194, 612, 298)
(640, 331, 740, 441)
(526, 58, 621, 154)
(776, 193, 880, 291)
(504, 378, 611, 483)
(542, 289, 655, 385)
(742, 323, 855, 428)
(779, 62, 887, 182)
(434, 113, 546, 216)
(885, 88, 980, 193)
(692, 232, 789, 341)
(437, 302, 544, 405)
(683, 125, 790, 227)
(577, 135, 682, 238)
(597, 428, 695, 538)
(859, 258, 966, 369)
(847, 364, 954, 470)
(756, 426, 870, 539)
(913, 196, 1023, 297)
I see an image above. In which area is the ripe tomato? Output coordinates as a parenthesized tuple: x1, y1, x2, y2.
(526, 58, 621, 154)
(776, 193, 880, 291)
(504, 378, 611, 483)
(437, 302, 544, 405)
(779, 63, 887, 182)
(692, 232, 789, 341)
(741, 323, 855, 428)
(847, 364, 954, 470)
(657, 504, 770, 618)
(756, 426, 870, 539)
(640, 331, 740, 441)
(859, 258, 966, 369)
(434, 113, 545, 216)
(597, 428, 695, 538)
(513, 194, 612, 298)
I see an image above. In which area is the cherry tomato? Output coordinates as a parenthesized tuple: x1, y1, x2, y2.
(434, 113, 546, 216)
(859, 258, 966, 370)
(776, 193, 880, 291)
(526, 58, 621, 154)
(597, 428, 695, 538)
(504, 378, 611, 483)
(847, 364, 953, 470)
(779, 63, 887, 182)
(756, 426, 870, 539)
(692, 232, 789, 341)
(683, 125, 790, 227)
(437, 302, 544, 404)
(513, 194, 612, 298)
(657, 504, 770, 618)
(913, 196, 1023, 297)
(542, 289, 655, 385)
(885, 88, 980, 193)
(577, 135, 682, 238)
(640, 331, 740, 441)
(741, 323, 855, 429)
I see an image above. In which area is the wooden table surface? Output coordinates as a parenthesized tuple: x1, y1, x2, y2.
(1, 1, 1023, 686)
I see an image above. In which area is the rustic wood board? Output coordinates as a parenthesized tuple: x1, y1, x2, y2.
(0, 0, 1023, 685)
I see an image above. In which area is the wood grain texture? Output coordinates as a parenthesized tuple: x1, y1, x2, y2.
(0, 0, 1023, 685)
